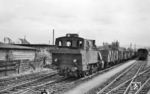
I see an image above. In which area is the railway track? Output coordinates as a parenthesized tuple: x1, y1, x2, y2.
(86, 60, 145, 94)
(0, 70, 51, 83)
(130, 66, 150, 94)
(104, 63, 148, 94)
(106, 61, 148, 94)
(18, 77, 72, 94)
(106, 79, 132, 94)
(0, 72, 58, 94)
(137, 61, 148, 73)
(96, 61, 148, 94)
(17, 60, 133, 94)
(94, 62, 150, 94)
(1, 60, 137, 94)
(13, 76, 68, 94)
(129, 66, 150, 94)
(97, 61, 144, 94)
(135, 78, 150, 94)
(0, 70, 56, 90)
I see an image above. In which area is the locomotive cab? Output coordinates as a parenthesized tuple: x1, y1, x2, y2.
(55, 34, 84, 49)
(55, 33, 97, 50)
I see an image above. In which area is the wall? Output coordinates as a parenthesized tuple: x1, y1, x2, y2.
(0, 49, 36, 77)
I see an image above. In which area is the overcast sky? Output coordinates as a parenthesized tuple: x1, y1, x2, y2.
(0, 0, 150, 47)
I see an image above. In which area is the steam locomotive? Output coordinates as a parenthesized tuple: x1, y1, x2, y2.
(51, 34, 136, 77)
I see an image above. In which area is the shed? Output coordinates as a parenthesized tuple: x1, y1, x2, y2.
(0, 44, 36, 77)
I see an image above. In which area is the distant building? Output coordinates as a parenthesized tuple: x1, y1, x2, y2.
(4, 37, 14, 44)
(14, 44, 56, 51)
(0, 41, 3, 44)
(14, 44, 56, 66)
(19, 38, 30, 44)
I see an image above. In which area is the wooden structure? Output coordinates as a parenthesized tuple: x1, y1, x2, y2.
(0, 44, 36, 77)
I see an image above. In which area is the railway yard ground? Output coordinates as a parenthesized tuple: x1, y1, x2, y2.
(0, 68, 56, 80)
(1, 57, 150, 94)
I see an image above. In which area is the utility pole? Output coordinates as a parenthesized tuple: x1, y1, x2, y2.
(49, 40, 50, 44)
(24, 35, 26, 39)
(134, 44, 136, 51)
(130, 43, 132, 49)
(53, 29, 54, 45)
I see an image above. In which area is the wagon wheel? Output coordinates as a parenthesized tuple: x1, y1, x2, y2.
(86, 71, 90, 76)
(87, 65, 92, 75)
(97, 63, 101, 71)
(78, 71, 82, 78)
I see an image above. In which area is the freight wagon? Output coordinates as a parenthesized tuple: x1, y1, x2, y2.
(137, 48, 148, 60)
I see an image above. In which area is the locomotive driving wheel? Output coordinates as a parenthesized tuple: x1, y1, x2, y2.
(87, 65, 92, 75)
(84, 71, 89, 76)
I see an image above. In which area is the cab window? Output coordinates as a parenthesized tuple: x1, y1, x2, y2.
(58, 41, 62, 46)
(77, 40, 83, 47)
(66, 40, 72, 47)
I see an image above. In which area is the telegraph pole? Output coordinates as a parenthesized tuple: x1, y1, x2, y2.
(53, 29, 54, 45)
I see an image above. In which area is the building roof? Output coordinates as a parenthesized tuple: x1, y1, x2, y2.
(15, 44, 55, 46)
(0, 41, 3, 44)
(0, 44, 36, 50)
(19, 38, 30, 44)
(14, 44, 56, 48)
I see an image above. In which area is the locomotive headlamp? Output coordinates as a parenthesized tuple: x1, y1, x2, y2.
(71, 67, 77, 71)
(54, 58, 58, 62)
(73, 59, 77, 63)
